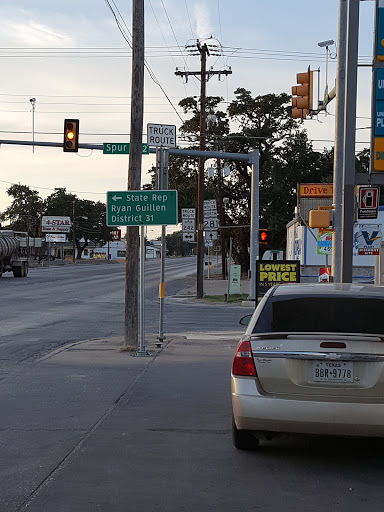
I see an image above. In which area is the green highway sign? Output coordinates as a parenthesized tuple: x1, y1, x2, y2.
(106, 190, 178, 226)
(103, 143, 150, 155)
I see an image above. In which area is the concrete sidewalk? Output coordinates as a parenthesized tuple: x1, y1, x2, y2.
(0, 334, 170, 511)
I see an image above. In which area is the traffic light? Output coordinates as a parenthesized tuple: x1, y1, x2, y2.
(292, 67, 313, 119)
(259, 229, 268, 244)
(63, 119, 79, 152)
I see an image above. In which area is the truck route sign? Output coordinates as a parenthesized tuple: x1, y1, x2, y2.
(106, 190, 178, 226)
(147, 123, 176, 147)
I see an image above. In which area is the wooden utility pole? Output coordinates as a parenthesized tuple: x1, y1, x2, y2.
(124, 0, 144, 348)
(196, 42, 208, 299)
(175, 39, 232, 298)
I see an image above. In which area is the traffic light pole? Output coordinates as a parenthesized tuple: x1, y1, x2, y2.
(341, 0, 360, 283)
(331, 0, 347, 283)
(248, 151, 260, 302)
(156, 147, 169, 344)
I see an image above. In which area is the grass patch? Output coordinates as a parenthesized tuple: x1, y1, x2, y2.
(203, 293, 249, 303)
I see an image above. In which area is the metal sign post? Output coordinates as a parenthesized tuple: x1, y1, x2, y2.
(156, 147, 170, 345)
(136, 225, 150, 356)
(106, 188, 177, 356)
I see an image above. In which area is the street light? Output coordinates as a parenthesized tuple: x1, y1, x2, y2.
(318, 39, 335, 110)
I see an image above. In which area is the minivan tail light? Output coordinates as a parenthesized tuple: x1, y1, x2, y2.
(232, 340, 256, 377)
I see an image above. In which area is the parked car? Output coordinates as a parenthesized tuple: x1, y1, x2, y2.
(231, 283, 384, 450)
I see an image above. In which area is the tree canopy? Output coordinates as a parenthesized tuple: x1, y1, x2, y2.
(0, 187, 112, 259)
(148, 89, 370, 270)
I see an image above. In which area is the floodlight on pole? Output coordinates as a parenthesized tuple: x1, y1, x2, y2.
(318, 39, 335, 108)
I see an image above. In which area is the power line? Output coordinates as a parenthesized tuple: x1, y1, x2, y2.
(159, 0, 197, 83)
(104, 0, 184, 123)
(184, 0, 194, 37)
(0, 109, 184, 115)
(148, 0, 188, 97)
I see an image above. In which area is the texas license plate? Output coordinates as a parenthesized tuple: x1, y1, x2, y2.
(313, 361, 354, 382)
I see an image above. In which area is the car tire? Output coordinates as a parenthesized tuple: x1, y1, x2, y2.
(232, 416, 260, 450)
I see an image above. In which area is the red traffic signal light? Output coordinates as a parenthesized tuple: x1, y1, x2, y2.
(292, 67, 313, 119)
(63, 119, 79, 152)
(259, 229, 268, 243)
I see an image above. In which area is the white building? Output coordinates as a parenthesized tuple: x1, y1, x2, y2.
(81, 240, 161, 260)
(285, 207, 384, 279)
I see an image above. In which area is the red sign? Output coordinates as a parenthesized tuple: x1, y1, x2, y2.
(318, 267, 331, 282)
(111, 229, 121, 241)
(358, 187, 379, 220)
(359, 187, 379, 209)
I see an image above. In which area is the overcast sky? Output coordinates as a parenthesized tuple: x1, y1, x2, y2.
(0, 1, 376, 237)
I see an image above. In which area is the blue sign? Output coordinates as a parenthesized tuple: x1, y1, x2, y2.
(378, 4, 384, 60)
(375, 70, 384, 136)
(375, 102, 384, 136)
(376, 69, 384, 99)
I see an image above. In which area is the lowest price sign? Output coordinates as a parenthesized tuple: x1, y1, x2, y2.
(256, 260, 300, 300)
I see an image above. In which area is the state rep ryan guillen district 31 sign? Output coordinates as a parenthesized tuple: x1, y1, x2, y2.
(256, 260, 301, 300)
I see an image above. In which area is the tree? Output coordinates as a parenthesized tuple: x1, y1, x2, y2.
(165, 230, 191, 257)
(0, 184, 43, 236)
(44, 188, 112, 259)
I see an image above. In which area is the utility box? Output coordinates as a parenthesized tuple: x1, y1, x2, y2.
(308, 209, 330, 228)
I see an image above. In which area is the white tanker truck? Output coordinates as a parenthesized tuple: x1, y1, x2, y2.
(0, 230, 28, 277)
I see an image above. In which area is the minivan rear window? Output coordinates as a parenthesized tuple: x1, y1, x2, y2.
(253, 297, 384, 336)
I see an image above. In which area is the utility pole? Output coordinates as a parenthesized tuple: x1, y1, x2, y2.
(124, 0, 144, 349)
(175, 38, 232, 298)
(197, 42, 207, 299)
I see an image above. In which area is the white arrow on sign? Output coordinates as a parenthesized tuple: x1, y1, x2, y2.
(112, 195, 123, 201)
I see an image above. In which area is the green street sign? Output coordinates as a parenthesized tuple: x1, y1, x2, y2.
(106, 190, 178, 226)
(103, 143, 150, 155)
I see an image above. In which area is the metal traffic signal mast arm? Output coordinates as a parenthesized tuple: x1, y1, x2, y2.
(311, 84, 336, 115)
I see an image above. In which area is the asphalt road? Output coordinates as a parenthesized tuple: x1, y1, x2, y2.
(0, 257, 245, 377)
(1, 259, 384, 511)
